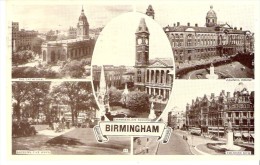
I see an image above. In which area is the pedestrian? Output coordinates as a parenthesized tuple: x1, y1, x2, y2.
(61, 116, 65, 131)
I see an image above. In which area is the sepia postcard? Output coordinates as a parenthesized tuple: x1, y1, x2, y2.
(2, 0, 259, 163)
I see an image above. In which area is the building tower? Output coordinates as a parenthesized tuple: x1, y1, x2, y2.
(134, 18, 150, 91)
(77, 6, 89, 40)
(206, 5, 217, 27)
(146, 5, 155, 19)
(96, 66, 110, 121)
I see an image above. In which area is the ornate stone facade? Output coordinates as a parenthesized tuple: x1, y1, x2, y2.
(161, 6, 254, 63)
(186, 82, 254, 139)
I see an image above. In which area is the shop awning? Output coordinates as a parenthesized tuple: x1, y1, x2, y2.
(234, 132, 241, 137)
(242, 133, 249, 137)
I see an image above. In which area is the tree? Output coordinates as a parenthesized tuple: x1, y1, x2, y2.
(125, 91, 150, 113)
(108, 86, 123, 106)
(50, 82, 96, 125)
(12, 50, 34, 66)
(12, 82, 51, 120)
(26, 82, 51, 119)
(60, 60, 86, 78)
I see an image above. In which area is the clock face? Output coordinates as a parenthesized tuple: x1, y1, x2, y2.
(145, 38, 149, 44)
(137, 38, 142, 45)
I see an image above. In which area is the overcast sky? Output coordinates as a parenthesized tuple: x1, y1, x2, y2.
(9, 0, 257, 32)
(91, 12, 173, 66)
(167, 80, 254, 112)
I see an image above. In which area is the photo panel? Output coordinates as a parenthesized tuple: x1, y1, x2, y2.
(11, 81, 131, 155)
(132, 80, 254, 155)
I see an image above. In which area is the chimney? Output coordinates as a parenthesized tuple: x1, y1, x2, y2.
(187, 22, 190, 26)
(222, 90, 225, 95)
(195, 23, 198, 27)
(211, 93, 215, 98)
(174, 23, 176, 27)
(234, 27, 237, 30)
(192, 99, 194, 104)
(177, 22, 180, 26)
(240, 27, 242, 30)
(227, 92, 230, 98)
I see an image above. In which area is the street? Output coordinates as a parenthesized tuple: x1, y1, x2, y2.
(156, 131, 192, 155)
(13, 127, 131, 155)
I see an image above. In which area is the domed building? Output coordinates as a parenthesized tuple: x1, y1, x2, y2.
(186, 82, 254, 142)
(160, 5, 254, 64)
(206, 5, 217, 27)
(77, 7, 89, 40)
(41, 7, 95, 64)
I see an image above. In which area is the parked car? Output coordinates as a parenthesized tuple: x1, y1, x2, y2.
(190, 127, 201, 136)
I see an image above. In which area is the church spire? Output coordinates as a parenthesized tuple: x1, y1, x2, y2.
(99, 65, 107, 95)
(82, 5, 84, 12)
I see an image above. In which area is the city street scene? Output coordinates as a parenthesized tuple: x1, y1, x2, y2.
(133, 80, 254, 155)
(12, 81, 131, 155)
(11, 5, 132, 79)
(91, 12, 174, 121)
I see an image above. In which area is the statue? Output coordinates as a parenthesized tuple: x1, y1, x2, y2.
(227, 119, 233, 132)
(148, 102, 156, 120)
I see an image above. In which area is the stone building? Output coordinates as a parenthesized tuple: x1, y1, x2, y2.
(12, 22, 38, 52)
(68, 27, 77, 39)
(92, 65, 128, 91)
(134, 18, 174, 102)
(168, 108, 186, 129)
(186, 82, 254, 140)
(161, 5, 254, 64)
(41, 7, 95, 64)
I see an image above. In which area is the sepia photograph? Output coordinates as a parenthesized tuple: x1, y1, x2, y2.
(12, 81, 131, 155)
(133, 80, 254, 155)
(10, 4, 132, 79)
(2, 0, 259, 163)
(91, 12, 174, 121)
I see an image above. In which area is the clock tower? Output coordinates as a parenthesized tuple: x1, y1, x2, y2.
(134, 18, 150, 91)
(77, 6, 89, 40)
(146, 5, 155, 19)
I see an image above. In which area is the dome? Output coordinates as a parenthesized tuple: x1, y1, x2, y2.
(206, 5, 217, 18)
(234, 82, 248, 93)
(78, 7, 89, 24)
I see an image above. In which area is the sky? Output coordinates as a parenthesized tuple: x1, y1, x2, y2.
(9, 0, 257, 32)
(167, 80, 254, 112)
(91, 12, 173, 66)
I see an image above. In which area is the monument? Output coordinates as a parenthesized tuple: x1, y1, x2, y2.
(206, 63, 218, 79)
(219, 119, 241, 150)
(96, 65, 110, 121)
(148, 102, 156, 120)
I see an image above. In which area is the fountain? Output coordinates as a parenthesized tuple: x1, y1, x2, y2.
(206, 63, 218, 79)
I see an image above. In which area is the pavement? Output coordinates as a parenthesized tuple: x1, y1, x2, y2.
(174, 130, 225, 155)
(38, 127, 76, 137)
(182, 61, 253, 79)
(156, 131, 192, 155)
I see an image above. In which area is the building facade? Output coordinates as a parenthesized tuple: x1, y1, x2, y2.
(68, 27, 77, 39)
(134, 18, 174, 102)
(12, 22, 38, 52)
(41, 7, 95, 64)
(92, 65, 128, 91)
(161, 6, 253, 64)
(186, 82, 254, 140)
(168, 109, 186, 129)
